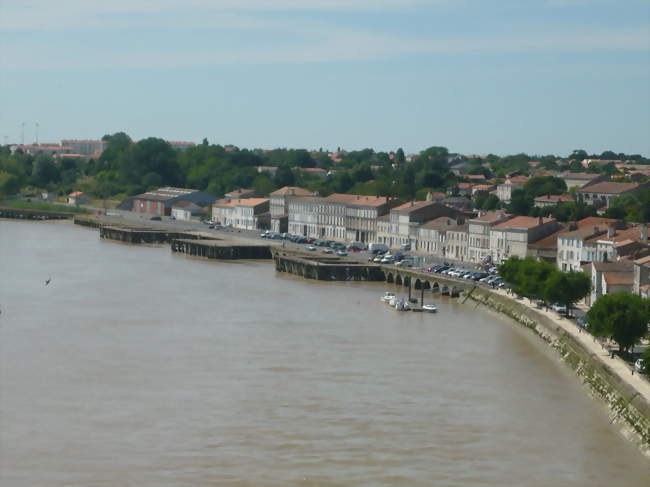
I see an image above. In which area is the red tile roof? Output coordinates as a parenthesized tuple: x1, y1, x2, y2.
(577, 181, 640, 194)
(494, 216, 555, 229)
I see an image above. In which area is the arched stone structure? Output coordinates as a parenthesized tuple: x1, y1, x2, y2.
(395, 274, 403, 286)
(386, 272, 394, 283)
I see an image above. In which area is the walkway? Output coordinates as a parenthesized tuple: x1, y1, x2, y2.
(488, 286, 650, 403)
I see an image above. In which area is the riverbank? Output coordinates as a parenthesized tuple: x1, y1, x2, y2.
(463, 285, 650, 454)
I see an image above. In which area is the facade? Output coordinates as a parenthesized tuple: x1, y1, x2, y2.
(417, 217, 460, 255)
(287, 197, 346, 240)
(385, 201, 460, 249)
(269, 186, 314, 233)
(10, 144, 72, 157)
(633, 255, 650, 298)
(576, 181, 647, 208)
(171, 200, 206, 221)
(336, 194, 397, 243)
(445, 224, 469, 262)
(489, 216, 560, 263)
(129, 187, 216, 217)
(467, 212, 512, 264)
(212, 198, 270, 230)
(496, 176, 527, 203)
(556, 217, 619, 271)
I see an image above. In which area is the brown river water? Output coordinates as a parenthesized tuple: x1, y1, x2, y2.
(1, 220, 648, 486)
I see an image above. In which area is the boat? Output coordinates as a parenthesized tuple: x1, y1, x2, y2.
(394, 299, 410, 311)
(381, 292, 396, 303)
(422, 304, 437, 313)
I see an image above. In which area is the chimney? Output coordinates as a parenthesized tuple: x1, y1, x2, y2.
(426, 191, 433, 202)
(640, 223, 648, 243)
(538, 216, 543, 225)
(607, 223, 616, 238)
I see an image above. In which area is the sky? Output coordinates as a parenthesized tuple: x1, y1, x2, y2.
(1, 0, 649, 156)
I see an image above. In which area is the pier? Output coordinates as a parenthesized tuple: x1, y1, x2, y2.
(99, 226, 212, 244)
(172, 239, 272, 260)
(272, 248, 385, 281)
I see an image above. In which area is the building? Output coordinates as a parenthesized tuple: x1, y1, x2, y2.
(533, 194, 575, 208)
(489, 216, 561, 263)
(296, 167, 328, 178)
(61, 139, 106, 156)
(330, 194, 397, 243)
(527, 226, 569, 264)
(558, 172, 608, 190)
(171, 200, 207, 221)
(496, 176, 528, 203)
(383, 201, 461, 249)
(556, 217, 619, 271)
(417, 217, 460, 255)
(256, 166, 278, 177)
(10, 144, 72, 157)
(576, 181, 648, 208)
(212, 198, 270, 230)
(127, 187, 216, 217)
(287, 196, 346, 240)
(445, 223, 469, 262)
(471, 184, 496, 197)
(67, 191, 88, 206)
(467, 212, 512, 264)
(587, 261, 634, 305)
(269, 186, 314, 233)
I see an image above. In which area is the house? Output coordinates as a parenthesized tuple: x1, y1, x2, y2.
(533, 194, 575, 208)
(168, 141, 196, 151)
(489, 216, 561, 263)
(297, 167, 328, 178)
(581, 159, 622, 169)
(576, 181, 648, 208)
(171, 200, 207, 221)
(330, 194, 398, 243)
(212, 198, 270, 230)
(557, 172, 608, 190)
(587, 261, 634, 305)
(556, 217, 619, 271)
(67, 191, 88, 206)
(496, 176, 528, 203)
(61, 139, 107, 156)
(256, 166, 278, 177)
(527, 226, 569, 264)
(445, 223, 469, 262)
(471, 184, 496, 197)
(417, 217, 462, 255)
(269, 186, 314, 233)
(126, 187, 216, 217)
(287, 196, 346, 240)
(467, 212, 512, 264)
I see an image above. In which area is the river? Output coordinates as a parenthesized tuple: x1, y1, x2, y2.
(0, 220, 648, 486)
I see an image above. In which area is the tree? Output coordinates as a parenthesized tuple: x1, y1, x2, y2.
(395, 148, 405, 167)
(586, 293, 650, 354)
(543, 271, 591, 315)
(273, 164, 295, 188)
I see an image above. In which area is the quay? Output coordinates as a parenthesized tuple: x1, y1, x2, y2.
(172, 239, 272, 260)
(1, 206, 75, 220)
(273, 248, 386, 281)
(99, 226, 214, 244)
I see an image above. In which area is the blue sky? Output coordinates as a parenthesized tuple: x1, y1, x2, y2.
(1, 0, 649, 156)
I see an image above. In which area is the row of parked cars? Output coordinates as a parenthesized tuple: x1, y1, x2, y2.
(426, 264, 504, 287)
(368, 251, 414, 267)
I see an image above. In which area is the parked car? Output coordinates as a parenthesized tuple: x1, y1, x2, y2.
(336, 250, 348, 257)
(381, 256, 395, 264)
(260, 231, 270, 238)
(400, 242, 411, 251)
(305, 245, 317, 251)
(433, 265, 450, 274)
(322, 248, 334, 254)
(634, 359, 645, 373)
(150, 216, 162, 221)
(551, 303, 567, 313)
(368, 242, 389, 253)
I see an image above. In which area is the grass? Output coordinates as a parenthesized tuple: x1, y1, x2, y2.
(0, 199, 90, 214)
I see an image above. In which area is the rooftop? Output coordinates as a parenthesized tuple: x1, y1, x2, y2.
(470, 211, 511, 223)
(577, 181, 640, 194)
(421, 216, 461, 230)
(270, 186, 313, 197)
(325, 193, 390, 207)
(534, 194, 575, 203)
(391, 200, 439, 213)
(494, 216, 555, 230)
(603, 271, 634, 286)
(134, 187, 198, 201)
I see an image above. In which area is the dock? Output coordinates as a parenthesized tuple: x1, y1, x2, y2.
(1, 206, 76, 220)
(172, 239, 272, 260)
(272, 248, 385, 281)
(99, 226, 213, 244)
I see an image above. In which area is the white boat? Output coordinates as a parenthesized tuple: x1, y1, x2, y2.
(394, 299, 410, 311)
(381, 292, 396, 303)
(422, 304, 437, 313)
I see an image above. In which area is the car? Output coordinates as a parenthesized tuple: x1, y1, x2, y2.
(305, 245, 317, 251)
(322, 248, 334, 254)
(472, 272, 489, 281)
(270, 233, 283, 240)
(260, 231, 270, 238)
(213, 225, 224, 230)
(400, 243, 411, 251)
(149, 216, 162, 221)
(634, 359, 645, 373)
(315, 239, 327, 246)
(551, 303, 567, 313)
(380, 256, 395, 264)
(433, 265, 450, 274)
(395, 260, 413, 267)
(336, 250, 348, 257)
(373, 256, 383, 263)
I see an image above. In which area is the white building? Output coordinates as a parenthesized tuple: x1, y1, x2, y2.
(171, 200, 206, 221)
(467, 212, 512, 264)
(212, 198, 270, 230)
(489, 216, 560, 263)
(269, 186, 314, 233)
(496, 176, 527, 203)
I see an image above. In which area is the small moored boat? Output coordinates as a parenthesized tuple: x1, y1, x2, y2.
(381, 292, 396, 303)
(422, 304, 437, 313)
(394, 299, 410, 311)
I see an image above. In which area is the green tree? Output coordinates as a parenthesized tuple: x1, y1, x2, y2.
(543, 271, 591, 315)
(395, 148, 405, 167)
(273, 164, 295, 188)
(586, 293, 650, 354)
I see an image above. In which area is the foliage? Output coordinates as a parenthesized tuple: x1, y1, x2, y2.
(586, 293, 650, 353)
(0, 199, 89, 213)
(543, 271, 591, 315)
(604, 188, 650, 223)
(639, 348, 650, 377)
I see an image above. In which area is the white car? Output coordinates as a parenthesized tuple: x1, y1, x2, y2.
(551, 303, 567, 313)
(635, 359, 645, 373)
(305, 245, 317, 251)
